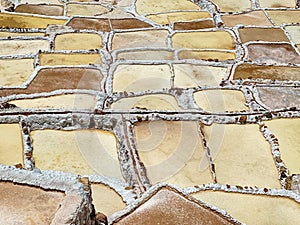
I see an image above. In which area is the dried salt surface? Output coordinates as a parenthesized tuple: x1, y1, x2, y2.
(32, 130, 124, 180)
(0, 39, 49, 56)
(116, 50, 174, 61)
(111, 94, 181, 110)
(112, 64, 171, 92)
(173, 64, 227, 87)
(194, 90, 249, 112)
(134, 121, 213, 186)
(264, 119, 300, 174)
(0, 124, 23, 167)
(203, 124, 281, 188)
(9, 94, 96, 110)
(0, 182, 64, 225)
(0, 58, 35, 86)
(192, 191, 300, 225)
(115, 188, 236, 224)
(92, 183, 126, 216)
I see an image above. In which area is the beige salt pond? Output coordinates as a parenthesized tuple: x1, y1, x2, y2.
(0, 124, 23, 167)
(32, 130, 124, 180)
(265, 119, 300, 174)
(0, 182, 64, 225)
(134, 121, 213, 186)
(192, 191, 300, 225)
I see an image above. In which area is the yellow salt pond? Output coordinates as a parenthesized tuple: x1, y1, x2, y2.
(0, 39, 49, 56)
(212, 0, 251, 12)
(134, 121, 213, 186)
(0, 58, 35, 86)
(172, 31, 235, 50)
(192, 191, 300, 225)
(202, 124, 281, 188)
(10, 94, 96, 110)
(91, 184, 125, 215)
(266, 10, 300, 25)
(178, 50, 236, 61)
(39, 53, 102, 66)
(66, 3, 109, 16)
(194, 90, 248, 112)
(265, 119, 300, 174)
(146, 11, 211, 25)
(0, 124, 23, 167)
(111, 94, 180, 110)
(0, 12, 65, 29)
(112, 64, 171, 92)
(135, 0, 200, 15)
(54, 33, 102, 51)
(32, 130, 123, 180)
(173, 64, 227, 87)
(285, 25, 300, 44)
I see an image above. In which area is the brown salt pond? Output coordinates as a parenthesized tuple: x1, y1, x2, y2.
(192, 191, 300, 225)
(39, 53, 102, 66)
(115, 188, 236, 225)
(233, 64, 300, 81)
(0, 182, 64, 225)
(222, 11, 273, 27)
